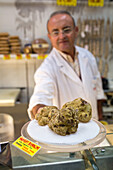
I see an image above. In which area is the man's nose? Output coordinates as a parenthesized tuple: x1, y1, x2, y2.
(58, 31, 65, 38)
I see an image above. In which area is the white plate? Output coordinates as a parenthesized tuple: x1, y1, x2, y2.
(21, 119, 106, 152)
(27, 119, 99, 145)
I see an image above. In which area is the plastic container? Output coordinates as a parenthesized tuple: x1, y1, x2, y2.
(0, 113, 14, 144)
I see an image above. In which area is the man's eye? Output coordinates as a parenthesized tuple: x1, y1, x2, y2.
(52, 31, 59, 35)
(63, 28, 71, 33)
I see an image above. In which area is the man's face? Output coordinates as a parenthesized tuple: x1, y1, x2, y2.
(47, 14, 78, 56)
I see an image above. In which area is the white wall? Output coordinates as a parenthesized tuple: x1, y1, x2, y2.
(0, 1, 113, 42)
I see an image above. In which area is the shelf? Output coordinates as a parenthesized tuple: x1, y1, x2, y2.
(0, 54, 48, 60)
(103, 106, 113, 112)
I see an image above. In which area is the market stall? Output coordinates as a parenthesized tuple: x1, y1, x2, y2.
(0, 0, 113, 170)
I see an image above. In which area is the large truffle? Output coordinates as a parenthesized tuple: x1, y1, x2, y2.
(35, 106, 58, 126)
(48, 107, 79, 136)
(62, 98, 92, 123)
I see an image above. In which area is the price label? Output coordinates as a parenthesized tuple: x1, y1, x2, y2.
(26, 54, 31, 59)
(37, 54, 48, 60)
(88, 0, 104, 7)
(12, 136, 41, 157)
(3, 55, 10, 60)
(57, 0, 77, 6)
(16, 54, 22, 60)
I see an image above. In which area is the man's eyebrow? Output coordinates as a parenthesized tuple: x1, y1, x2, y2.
(63, 26, 71, 29)
(51, 28, 59, 32)
(52, 26, 71, 32)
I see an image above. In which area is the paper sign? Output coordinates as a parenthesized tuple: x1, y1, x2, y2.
(57, 0, 77, 6)
(3, 55, 10, 60)
(37, 54, 48, 60)
(88, 0, 104, 7)
(12, 136, 41, 157)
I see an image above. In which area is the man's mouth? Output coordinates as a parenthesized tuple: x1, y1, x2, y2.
(58, 40, 68, 44)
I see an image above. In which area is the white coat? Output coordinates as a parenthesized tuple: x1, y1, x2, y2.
(28, 46, 105, 120)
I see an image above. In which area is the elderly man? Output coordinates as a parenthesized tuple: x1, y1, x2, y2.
(28, 11, 105, 120)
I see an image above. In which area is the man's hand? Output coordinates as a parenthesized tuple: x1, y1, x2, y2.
(32, 104, 46, 118)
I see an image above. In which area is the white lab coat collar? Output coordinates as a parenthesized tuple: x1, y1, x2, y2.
(51, 47, 89, 86)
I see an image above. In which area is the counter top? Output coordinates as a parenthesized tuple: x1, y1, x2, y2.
(105, 124, 113, 145)
(0, 89, 20, 107)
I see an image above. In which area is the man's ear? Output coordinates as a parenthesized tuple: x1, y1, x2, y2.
(48, 33, 51, 40)
(75, 26, 79, 38)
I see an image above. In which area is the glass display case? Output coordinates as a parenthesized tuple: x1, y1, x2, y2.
(0, 120, 113, 170)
